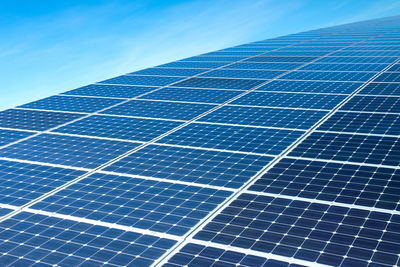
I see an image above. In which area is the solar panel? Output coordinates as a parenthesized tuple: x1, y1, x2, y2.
(2, 15, 400, 267)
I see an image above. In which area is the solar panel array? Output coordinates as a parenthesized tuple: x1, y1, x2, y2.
(1, 15, 400, 267)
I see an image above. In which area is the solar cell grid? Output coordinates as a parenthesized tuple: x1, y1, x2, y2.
(387, 63, 400, 71)
(138, 87, 243, 104)
(256, 80, 362, 94)
(0, 211, 177, 266)
(129, 67, 206, 77)
(157, 61, 227, 69)
(299, 63, 388, 72)
(173, 77, 266, 90)
(0, 129, 34, 147)
(0, 109, 84, 131)
(244, 56, 319, 63)
(62, 84, 157, 98)
(101, 99, 217, 120)
(104, 144, 273, 189)
(100, 75, 185, 86)
(288, 132, 400, 167)
(0, 159, 86, 206)
(180, 56, 248, 62)
(201, 51, 262, 56)
(0, 133, 140, 169)
(358, 82, 400, 95)
(250, 158, 400, 211)
(32, 172, 232, 236)
(317, 111, 400, 135)
(194, 193, 400, 266)
(198, 105, 328, 129)
(199, 69, 285, 79)
(19, 95, 124, 113)
(53, 115, 183, 142)
(340, 95, 400, 113)
(223, 62, 303, 70)
(374, 71, 400, 82)
(231, 92, 347, 110)
(279, 70, 376, 82)
(157, 123, 305, 155)
(164, 243, 306, 267)
(315, 56, 398, 63)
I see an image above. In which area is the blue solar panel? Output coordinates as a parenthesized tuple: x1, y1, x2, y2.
(0, 133, 140, 169)
(359, 82, 400, 95)
(315, 56, 398, 64)
(256, 80, 362, 94)
(130, 67, 206, 77)
(62, 84, 157, 98)
(53, 115, 183, 142)
(32, 172, 232, 236)
(223, 62, 303, 70)
(0, 129, 34, 147)
(104, 144, 273, 189)
(180, 56, 247, 62)
(0, 207, 12, 217)
(202, 51, 261, 56)
(173, 77, 265, 90)
(157, 61, 227, 69)
(194, 193, 400, 266)
(100, 75, 185, 86)
(231, 92, 347, 110)
(101, 99, 216, 120)
(264, 51, 328, 57)
(279, 71, 375, 82)
(299, 63, 388, 72)
(0, 211, 177, 266)
(244, 56, 319, 63)
(139, 87, 243, 104)
(0, 109, 84, 131)
(340, 95, 400, 113)
(198, 106, 327, 129)
(289, 132, 400, 167)
(19, 95, 124, 113)
(0, 159, 86, 206)
(165, 243, 305, 267)
(157, 123, 304, 155)
(374, 72, 400, 82)
(199, 69, 285, 79)
(250, 158, 400, 210)
(317, 111, 400, 135)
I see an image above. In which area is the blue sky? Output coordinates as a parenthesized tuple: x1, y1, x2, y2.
(2, 0, 400, 111)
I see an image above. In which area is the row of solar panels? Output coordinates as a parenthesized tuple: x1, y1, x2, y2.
(0, 15, 399, 267)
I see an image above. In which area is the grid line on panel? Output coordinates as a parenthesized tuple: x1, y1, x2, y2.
(155, 29, 400, 266)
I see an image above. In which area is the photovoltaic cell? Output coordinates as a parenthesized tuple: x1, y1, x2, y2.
(0, 109, 84, 131)
(180, 56, 247, 62)
(0, 207, 12, 217)
(250, 158, 400, 210)
(129, 68, 206, 77)
(0, 211, 177, 266)
(104, 144, 273, 189)
(358, 82, 400, 96)
(32, 172, 232, 236)
(62, 84, 157, 98)
(53, 115, 183, 142)
(244, 56, 319, 63)
(199, 69, 284, 79)
(173, 77, 265, 90)
(139, 87, 243, 104)
(0, 129, 34, 147)
(299, 63, 388, 72)
(101, 99, 216, 120)
(279, 71, 375, 82)
(0, 133, 140, 169)
(157, 61, 227, 69)
(231, 92, 347, 110)
(100, 75, 185, 86)
(19, 95, 124, 113)
(374, 72, 400, 82)
(194, 193, 400, 266)
(223, 62, 303, 70)
(256, 80, 362, 94)
(0, 159, 86, 206)
(164, 243, 305, 267)
(157, 123, 305, 155)
(288, 132, 400, 167)
(340, 95, 400, 113)
(317, 111, 400, 135)
(198, 106, 327, 129)
(315, 56, 398, 64)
